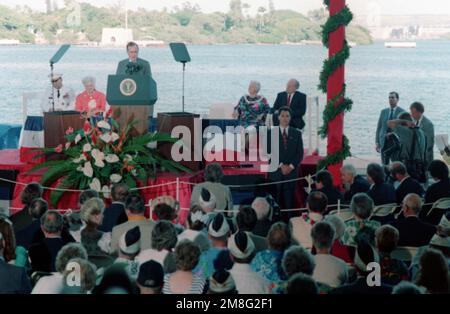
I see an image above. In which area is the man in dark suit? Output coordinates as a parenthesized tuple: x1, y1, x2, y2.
(366, 163, 397, 206)
(99, 183, 129, 232)
(390, 193, 436, 247)
(267, 107, 304, 220)
(340, 164, 370, 203)
(272, 79, 307, 130)
(116, 42, 152, 76)
(9, 182, 43, 233)
(29, 211, 67, 273)
(0, 232, 31, 294)
(390, 161, 424, 204)
(15, 198, 48, 249)
(375, 92, 405, 164)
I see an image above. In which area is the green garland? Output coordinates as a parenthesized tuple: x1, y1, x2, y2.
(318, 0, 353, 170)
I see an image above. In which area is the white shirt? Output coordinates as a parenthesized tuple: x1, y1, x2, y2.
(313, 254, 348, 288)
(290, 212, 324, 249)
(136, 248, 169, 267)
(229, 263, 271, 294)
(31, 273, 64, 294)
(41, 86, 75, 113)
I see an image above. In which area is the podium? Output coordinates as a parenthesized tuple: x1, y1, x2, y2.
(44, 111, 84, 149)
(106, 75, 157, 135)
(157, 112, 203, 171)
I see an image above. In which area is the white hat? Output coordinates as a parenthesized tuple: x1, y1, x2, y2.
(228, 231, 255, 259)
(119, 226, 141, 255)
(208, 213, 230, 238)
(430, 213, 450, 248)
(199, 188, 216, 212)
(49, 73, 63, 81)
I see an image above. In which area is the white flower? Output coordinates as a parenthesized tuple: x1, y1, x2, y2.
(91, 149, 105, 168)
(110, 174, 122, 183)
(82, 162, 93, 178)
(76, 166, 83, 172)
(97, 120, 111, 130)
(110, 132, 119, 142)
(131, 169, 138, 177)
(105, 154, 119, 163)
(89, 178, 101, 192)
(124, 154, 133, 162)
(100, 133, 112, 143)
(65, 142, 71, 150)
(101, 185, 111, 199)
(74, 134, 82, 144)
(73, 154, 87, 164)
(83, 143, 92, 152)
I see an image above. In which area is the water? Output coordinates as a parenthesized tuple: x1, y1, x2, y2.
(0, 41, 449, 156)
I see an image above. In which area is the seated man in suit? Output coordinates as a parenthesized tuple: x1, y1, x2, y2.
(10, 182, 43, 233)
(340, 164, 370, 204)
(116, 41, 152, 76)
(390, 161, 424, 204)
(28, 211, 68, 273)
(366, 163, 397, 206)
(389, 193, 436, 247)
(375, 91, 405, 164)
(99, 183, 129, 233)
(15, 198, 48, 250)
(0, 232, 31, 294)
(267, 107, 304, 219)
(272, 79, 307, 130)
(111, 195, 155, 254)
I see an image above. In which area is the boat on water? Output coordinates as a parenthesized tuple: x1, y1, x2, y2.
(384, 41, 417, 48)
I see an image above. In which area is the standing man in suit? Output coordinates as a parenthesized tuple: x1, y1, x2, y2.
(268, 107, 304, 220)
(272, 79, 307, 130)
(376, 92, 405, 164)
(116, 42, 152, 76)
(410, 102, 434, 167)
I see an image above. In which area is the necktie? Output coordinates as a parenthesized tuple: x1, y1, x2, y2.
(415, 120, 420, 126)
(282, 129, 288, 149)
(388, 108, 394, 121)
(287, 94, 292, 107)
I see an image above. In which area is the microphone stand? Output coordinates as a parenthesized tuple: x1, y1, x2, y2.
(50, 61, 55, 112)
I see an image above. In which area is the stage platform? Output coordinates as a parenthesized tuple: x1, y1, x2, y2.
(0, 149, 323, 223)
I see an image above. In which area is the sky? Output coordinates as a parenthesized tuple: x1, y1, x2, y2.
(2, 0, 450, 15)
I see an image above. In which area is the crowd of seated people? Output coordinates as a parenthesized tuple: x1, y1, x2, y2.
(0, 157, 449, 295)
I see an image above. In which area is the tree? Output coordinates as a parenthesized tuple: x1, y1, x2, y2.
(257, 6, 266, 33)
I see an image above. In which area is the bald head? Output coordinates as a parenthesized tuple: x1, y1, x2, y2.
(286, 79, 300, 94)
(403, 193, 423, 216)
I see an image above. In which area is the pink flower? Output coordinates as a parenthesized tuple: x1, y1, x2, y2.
(55, 144, 63, 153)
(65, 127, 74, 135)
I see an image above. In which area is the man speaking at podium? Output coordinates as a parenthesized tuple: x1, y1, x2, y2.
(116, 42, 152, 77)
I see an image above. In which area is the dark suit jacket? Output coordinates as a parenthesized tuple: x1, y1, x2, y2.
(99, 202, 128, 233)
(9, 207, 32, 233)
(0, 259, 32, 294)
(15, 220, 41, 250)
(330, 277, 392, 295)
(313, 187, 343, 207)
(268, 127, 304, 175)
(343, 175, 370, 203)
(389, 216, 436, 247)
(28, 238, 65, 273)
(367, 183, 397, 206)
(273, 91, 307, 130)
(395, 177, 425, 204)
(424, 178, 450, 205)
(116, 58, 152, 76)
